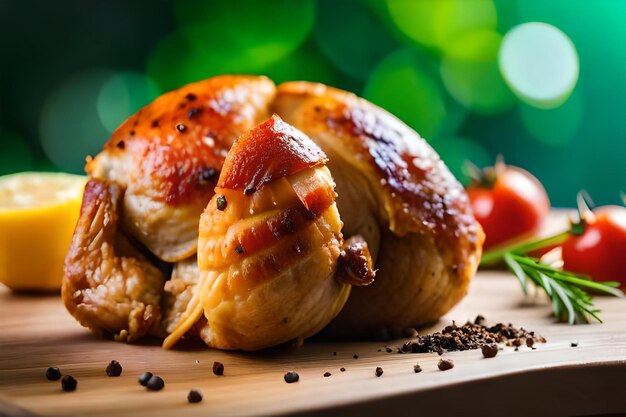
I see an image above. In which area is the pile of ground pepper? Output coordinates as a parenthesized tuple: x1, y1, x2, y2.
(399, 316, 546, 355)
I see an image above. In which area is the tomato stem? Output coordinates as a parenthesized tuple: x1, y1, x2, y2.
(480, 230, 571, 266)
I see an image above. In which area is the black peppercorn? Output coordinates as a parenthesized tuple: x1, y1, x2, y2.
(481, 344, 498, 359)
(146, 375, 165, 391)
(46, 367, 62, 381)
(438, 359, 454, 371)
(375, 367, 383, 377)
(61, 375, 77, 392)
(284, 371, 299, 383)
(176, 123, 187, 132)
(216, 195, 227, 211)
(212, 361, 224, 376)
(187, 389, 203, 403)
(235, 245, 244, 254)
(105, 360, 123, 377)
(138, 371, 153, 386)
(413, 364, 422, 373)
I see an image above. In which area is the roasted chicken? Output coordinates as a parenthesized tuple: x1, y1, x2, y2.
(63, 75, 483, 349)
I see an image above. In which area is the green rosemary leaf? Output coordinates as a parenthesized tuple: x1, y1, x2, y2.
(504, 252, 528, 294)
(498, 251, 623, 324)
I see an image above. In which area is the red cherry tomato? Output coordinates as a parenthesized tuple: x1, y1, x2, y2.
(562, 206, 626, 287)
(467, 165, 550, 250)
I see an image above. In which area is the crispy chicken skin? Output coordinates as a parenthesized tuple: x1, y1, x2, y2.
(86, 75, 275, 262)
(63, 75, 483, 348)
(272, 82, 484, 336)
(163, 115, 372, 350)
(62, 179, 165, 342)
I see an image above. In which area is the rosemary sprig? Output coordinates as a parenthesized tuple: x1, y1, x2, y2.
(503, 253, 623, 324)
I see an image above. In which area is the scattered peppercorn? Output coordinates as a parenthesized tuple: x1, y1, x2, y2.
(212, 361, 224, 376)
(400, 317, 545, 355)
(151, 120, 159, 128)
(332, 352, 337, 356)
(340, 368, 346, 372)
(216, 196, 227, 211)
(105, 360, 123, 377)
(46, 367, 62, 381)
(284, 371, 299, 383)
(353, 354, 359, 359)
(481, 344, 498, 358)
(130, 130, 135, 136)
(185, 93, 197, 101)
(146, 375, 165, 391)
(377, 349, 382, 352)
(323, 372, 331, 377)
(235, 245, 244, 254)
(375, 367, 384, 377)
(438, 359, 454, 371)
(176, 123, 187, 132)
(526, 338, 535, 348)
(138, 372, 153, 386)
(116, 140, 125, 149)
(385, 347, 393, 353)
(187, 389, 203, 403)
(413, 364, 422, 373)
(571, 341, 579, 347)
(61, 375, 77, 392)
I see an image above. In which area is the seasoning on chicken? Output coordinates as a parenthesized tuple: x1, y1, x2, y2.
(273, 82, 484, 337)
(162, 115, 374, 350)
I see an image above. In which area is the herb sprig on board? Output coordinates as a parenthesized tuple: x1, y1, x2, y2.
(502, 252, 622, 324)
(480, 194, 624, 324)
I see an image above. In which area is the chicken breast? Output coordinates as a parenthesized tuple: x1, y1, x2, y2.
(273, 82, 484, 337)
(87, 75, 275, 262)
(163, 115, 373, 350)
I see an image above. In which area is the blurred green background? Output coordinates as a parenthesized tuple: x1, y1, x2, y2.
(1, 0, 624, 206)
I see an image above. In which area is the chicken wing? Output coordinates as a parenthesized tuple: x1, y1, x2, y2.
(62, 179, 165, 342)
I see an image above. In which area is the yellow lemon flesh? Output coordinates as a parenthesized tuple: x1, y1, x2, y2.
(0, 172, 86, 292)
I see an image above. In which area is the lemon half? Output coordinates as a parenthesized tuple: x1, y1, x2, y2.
(0, 172, 86, 292)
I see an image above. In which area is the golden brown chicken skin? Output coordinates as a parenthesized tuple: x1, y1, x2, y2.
(163, 115, 373, 350)
(87, 75, 275, 262)
(63, 179, 165, 342)
(273, 82, 484, 337)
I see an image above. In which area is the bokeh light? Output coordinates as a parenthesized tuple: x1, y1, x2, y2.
(176, 0, 315, 64)
(313, 0, 397, 79)
(364, 48, 446, 139)
(0, 129, 34, 175)
(520, 88, 583, 147)
(440, 30, 515, 114)
(386, 0, 497, 50)
(39, 70, 112, 173)
(2, 1, 625, 206)
(263, 45, 338, 86)
(149, 0, 316, 91)
(499, 22, 579, 109)
(97, 72, 160, 134)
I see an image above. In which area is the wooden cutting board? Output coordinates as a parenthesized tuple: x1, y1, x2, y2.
(1, 271, 625, 417)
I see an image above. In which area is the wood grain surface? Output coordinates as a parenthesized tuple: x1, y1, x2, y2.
(1, 271, 625, 417)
